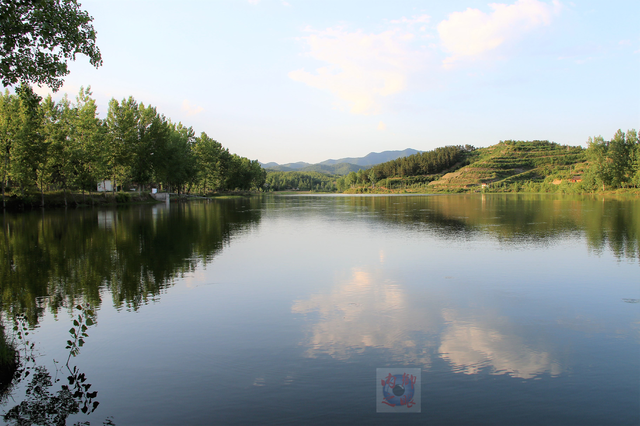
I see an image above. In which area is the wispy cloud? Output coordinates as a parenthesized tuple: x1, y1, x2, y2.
(182, 99, 203, 116)
(290, 1, 563, 115)
(438, 0, 562, 67)
(390, 14, 431, 30)
(289, 26, 429, 115)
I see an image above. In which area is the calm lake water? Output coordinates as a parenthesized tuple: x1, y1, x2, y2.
(0, 194, 638, 425)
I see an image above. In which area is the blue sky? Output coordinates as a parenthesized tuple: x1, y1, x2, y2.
(29, 0, 640, 164)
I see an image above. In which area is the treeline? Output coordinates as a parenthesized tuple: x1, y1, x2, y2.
(368, 145, 472, 179)
(0, 85, 266, 207)
(584, 129, 639, 190)
(336, 145, 471, 191)
(265, 171, 337, 192)
(0, 200, 263, 325)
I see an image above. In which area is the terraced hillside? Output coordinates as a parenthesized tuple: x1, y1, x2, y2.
(429, 140, 586, 190)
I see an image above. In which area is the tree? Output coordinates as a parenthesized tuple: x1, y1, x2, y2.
(0, 89, 20, 208)
(10, 84, 44, 196)
(106, 97, 139, 192)
(0, 0, 102, 91)
(193, 132, 224, 193)
(585, 129, 638, 190)
(40, 94, 66, 205)
(72, 86, 105, 200)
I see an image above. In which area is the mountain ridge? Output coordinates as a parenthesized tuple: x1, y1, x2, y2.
(261, 149, 420, 174)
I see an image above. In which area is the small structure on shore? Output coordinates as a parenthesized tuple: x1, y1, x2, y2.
(97, 180, 112, 192)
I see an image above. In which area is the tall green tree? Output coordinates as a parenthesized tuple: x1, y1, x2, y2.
(0, 0, 102, 91)
(72, 86, 105, 199)
(586, 129, 638, 190)
(106, 97, 139, 192)
(10, 84, 44, 196)
(193, 132, 224, 193)
(0, 90, 20, 208)
(40, 94, 67, 205)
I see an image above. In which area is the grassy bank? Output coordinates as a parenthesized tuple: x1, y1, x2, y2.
(0, 190, 160, 211)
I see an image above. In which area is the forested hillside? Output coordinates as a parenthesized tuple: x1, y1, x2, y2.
(339, 131, 639, 194)
(337, 145, 473, 192)
(265, 171, 337, 192)
(0, 85, 266, 207)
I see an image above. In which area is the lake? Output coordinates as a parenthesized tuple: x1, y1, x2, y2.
(0, 194, 638, 425)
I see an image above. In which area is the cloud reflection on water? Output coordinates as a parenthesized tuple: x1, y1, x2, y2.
(292, 267, 561, 379)
(292, 267, 435, 367)
(439, 309, 561, 379)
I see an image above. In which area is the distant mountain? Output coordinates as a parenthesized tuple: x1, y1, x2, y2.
(319, 149, 421, 167)
(299, 163, 363, 175)
(262, 149, 420, 175)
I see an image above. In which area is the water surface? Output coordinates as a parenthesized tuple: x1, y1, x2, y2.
(0, 194, 638, 425)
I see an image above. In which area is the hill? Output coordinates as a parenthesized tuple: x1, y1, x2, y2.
(319, 149, 420, 167)
(339, 140, 590, 193)
(429, 140, 586, 190)
(262, 149, 420, 175)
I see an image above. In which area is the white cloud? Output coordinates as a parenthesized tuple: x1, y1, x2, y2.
(390, 14, 431, 28)
(289, 27, 429, 115)
(438, 0, 562, 67)
(377, 121, 386, 131)
(182, 99, 203, 116)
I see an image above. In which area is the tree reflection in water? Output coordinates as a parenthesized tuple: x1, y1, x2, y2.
(2, 305, 114, 426)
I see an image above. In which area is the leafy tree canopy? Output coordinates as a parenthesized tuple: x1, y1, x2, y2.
(0, 0, 102, 91)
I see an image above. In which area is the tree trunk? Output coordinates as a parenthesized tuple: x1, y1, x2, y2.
(69, 189, 78, 207)
(2, 153, 7, 210)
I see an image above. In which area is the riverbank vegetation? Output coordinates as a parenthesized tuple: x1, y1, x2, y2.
(336, 130, 639, 195)
(0, 85, 266, 209)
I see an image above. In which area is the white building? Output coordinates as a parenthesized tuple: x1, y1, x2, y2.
(97, 180, 113, 192)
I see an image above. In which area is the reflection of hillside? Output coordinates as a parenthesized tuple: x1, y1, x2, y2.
(439, 309, 561, 379)
(292, 268, 437, 366)
(0, 199, 262, 324)
(306, 194, 639, 259)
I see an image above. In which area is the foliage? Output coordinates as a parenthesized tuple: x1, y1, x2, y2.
(584, 129, 638, 190)
(368, 145, 471, 179)
(3, 304, 108, 425)
(265, 170, 337, 192)
(0, 87, 267, 204)
(0, 0, 102, 91)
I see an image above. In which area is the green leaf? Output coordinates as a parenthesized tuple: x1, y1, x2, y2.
(85, 318, 94, 326)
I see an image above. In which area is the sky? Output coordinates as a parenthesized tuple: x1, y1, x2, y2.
(20, 0, 640, 164)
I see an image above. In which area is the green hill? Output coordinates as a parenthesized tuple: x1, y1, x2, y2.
(299, 162, 363, 175)
(429, 140, 587, 190)
(339, 140, 591, 193)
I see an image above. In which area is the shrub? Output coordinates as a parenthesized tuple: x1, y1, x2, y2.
(115, 192, 131, 203)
